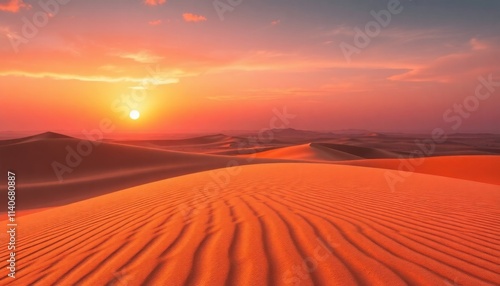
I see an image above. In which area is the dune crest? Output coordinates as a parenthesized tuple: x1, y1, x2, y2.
(0, 135, 285, 211)
(338, 155, 500, 186)
(249, 142, 399, 162)
(0, 132, 72, 146)
(248, 143, 361, 161)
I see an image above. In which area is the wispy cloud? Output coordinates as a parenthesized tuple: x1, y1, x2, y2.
(148, 19, 162, 26)
(470, 38, 489, 51)
(323, 26, 451, 44)
(0, 70, 179, 85)
(0, 25, 15, 39)
(113, 50, 164, 63)
(183, 13, 207, 23)
(98, 65, 124, 72)
(143, 0, 166, 6)
(207, 94, 284, 101)
(389, 38, 500, 83)
(0, 0, 30, 13)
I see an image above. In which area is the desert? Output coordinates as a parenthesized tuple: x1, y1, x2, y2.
(0, 130, 499, 285)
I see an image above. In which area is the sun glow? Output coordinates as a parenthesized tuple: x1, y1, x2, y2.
(129, 110, 140, 120)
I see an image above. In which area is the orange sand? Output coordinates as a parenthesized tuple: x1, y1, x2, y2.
(337, 156, 500, 186)
(1, 133, 499, 285)
(1, 163, 498, 286)
(0, 133, 285, 211)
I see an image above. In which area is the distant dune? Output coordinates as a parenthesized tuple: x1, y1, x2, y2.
(247, 143, 362, 161)
(2, 132, 499, 212)
(113, 134, 241, 152)
(2, 163, 498, 285)
(338, 155, 500, 186)
(249, 143, 400, 162)
(0, 132, 71, 146)
(115, 134, 290, 155)
(0, 133, 286, 211)
(311, 143, 399, 159)
(247, 142, 500, 186)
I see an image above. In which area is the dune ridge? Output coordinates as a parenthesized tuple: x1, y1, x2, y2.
(1, 163, 498, 286)
(0, 135, 289, 211)
(0, 132, 71, 146)
(113, 134, 250, 154)
(247, 143, 500, 185)
(337, 155, 500, 186)
(250, 143, 399, 162)
(247, 143, 362, 161)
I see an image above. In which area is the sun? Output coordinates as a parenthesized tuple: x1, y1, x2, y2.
(129, 110, 140, 120)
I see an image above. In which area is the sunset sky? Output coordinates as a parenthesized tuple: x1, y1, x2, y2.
(1, 0, 499, 135)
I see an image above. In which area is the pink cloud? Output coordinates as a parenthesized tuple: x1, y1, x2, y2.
(389, 39, 500, 83)
(144, 0, 166, 6)
(183, 13, 207, 23)
(0, 0, 30, 13)
(148, 19, 162, 26)
(271, 20, 281, 26)
(470, 38, 489, 51)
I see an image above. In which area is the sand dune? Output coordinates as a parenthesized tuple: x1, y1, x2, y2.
(251, 143, 400, 162)
(113, 134, 246, 153)
(248, 143, 362, 161)
(2, 163, 498, 286)
(0, 133, 285, 211)
(0, 132, 71, 146)
(247, 142, 500, 186)
(3, 133, 499, 213)
(338, 155, 500, 186)
(311, 143, 399, 159)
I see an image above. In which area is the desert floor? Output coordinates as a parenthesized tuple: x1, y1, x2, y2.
(0, 131, 499, 285)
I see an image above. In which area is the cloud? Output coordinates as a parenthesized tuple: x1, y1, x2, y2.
(207, 94, 283, 101)
(0, 25, 15, 38)
(271, 20, 281, 26)
(183, 13, 207, 23)
(206, 85, 357, 101)
(323, 26, 450, 45)
(148, 19, 162, 26)
(389, 38, 500, 83)
(324, 25, 356, 37)
(98, 65, 124, 72)
(143, 0, 166, 6)
(470, 38, 488, 51)
(0, 70, 179, 85)
(114, 50, 164, 63)
(0, 0, 30, 13)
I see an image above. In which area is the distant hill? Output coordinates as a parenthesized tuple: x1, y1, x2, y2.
(0, 131, 73, 146)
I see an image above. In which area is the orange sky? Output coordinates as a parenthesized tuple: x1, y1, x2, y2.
(1, 0, 500, 135)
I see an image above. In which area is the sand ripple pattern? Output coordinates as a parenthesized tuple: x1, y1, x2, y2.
(1, 163, 499, 286)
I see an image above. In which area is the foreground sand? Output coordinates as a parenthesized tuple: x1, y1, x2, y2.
(1, 163, 498, 286)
